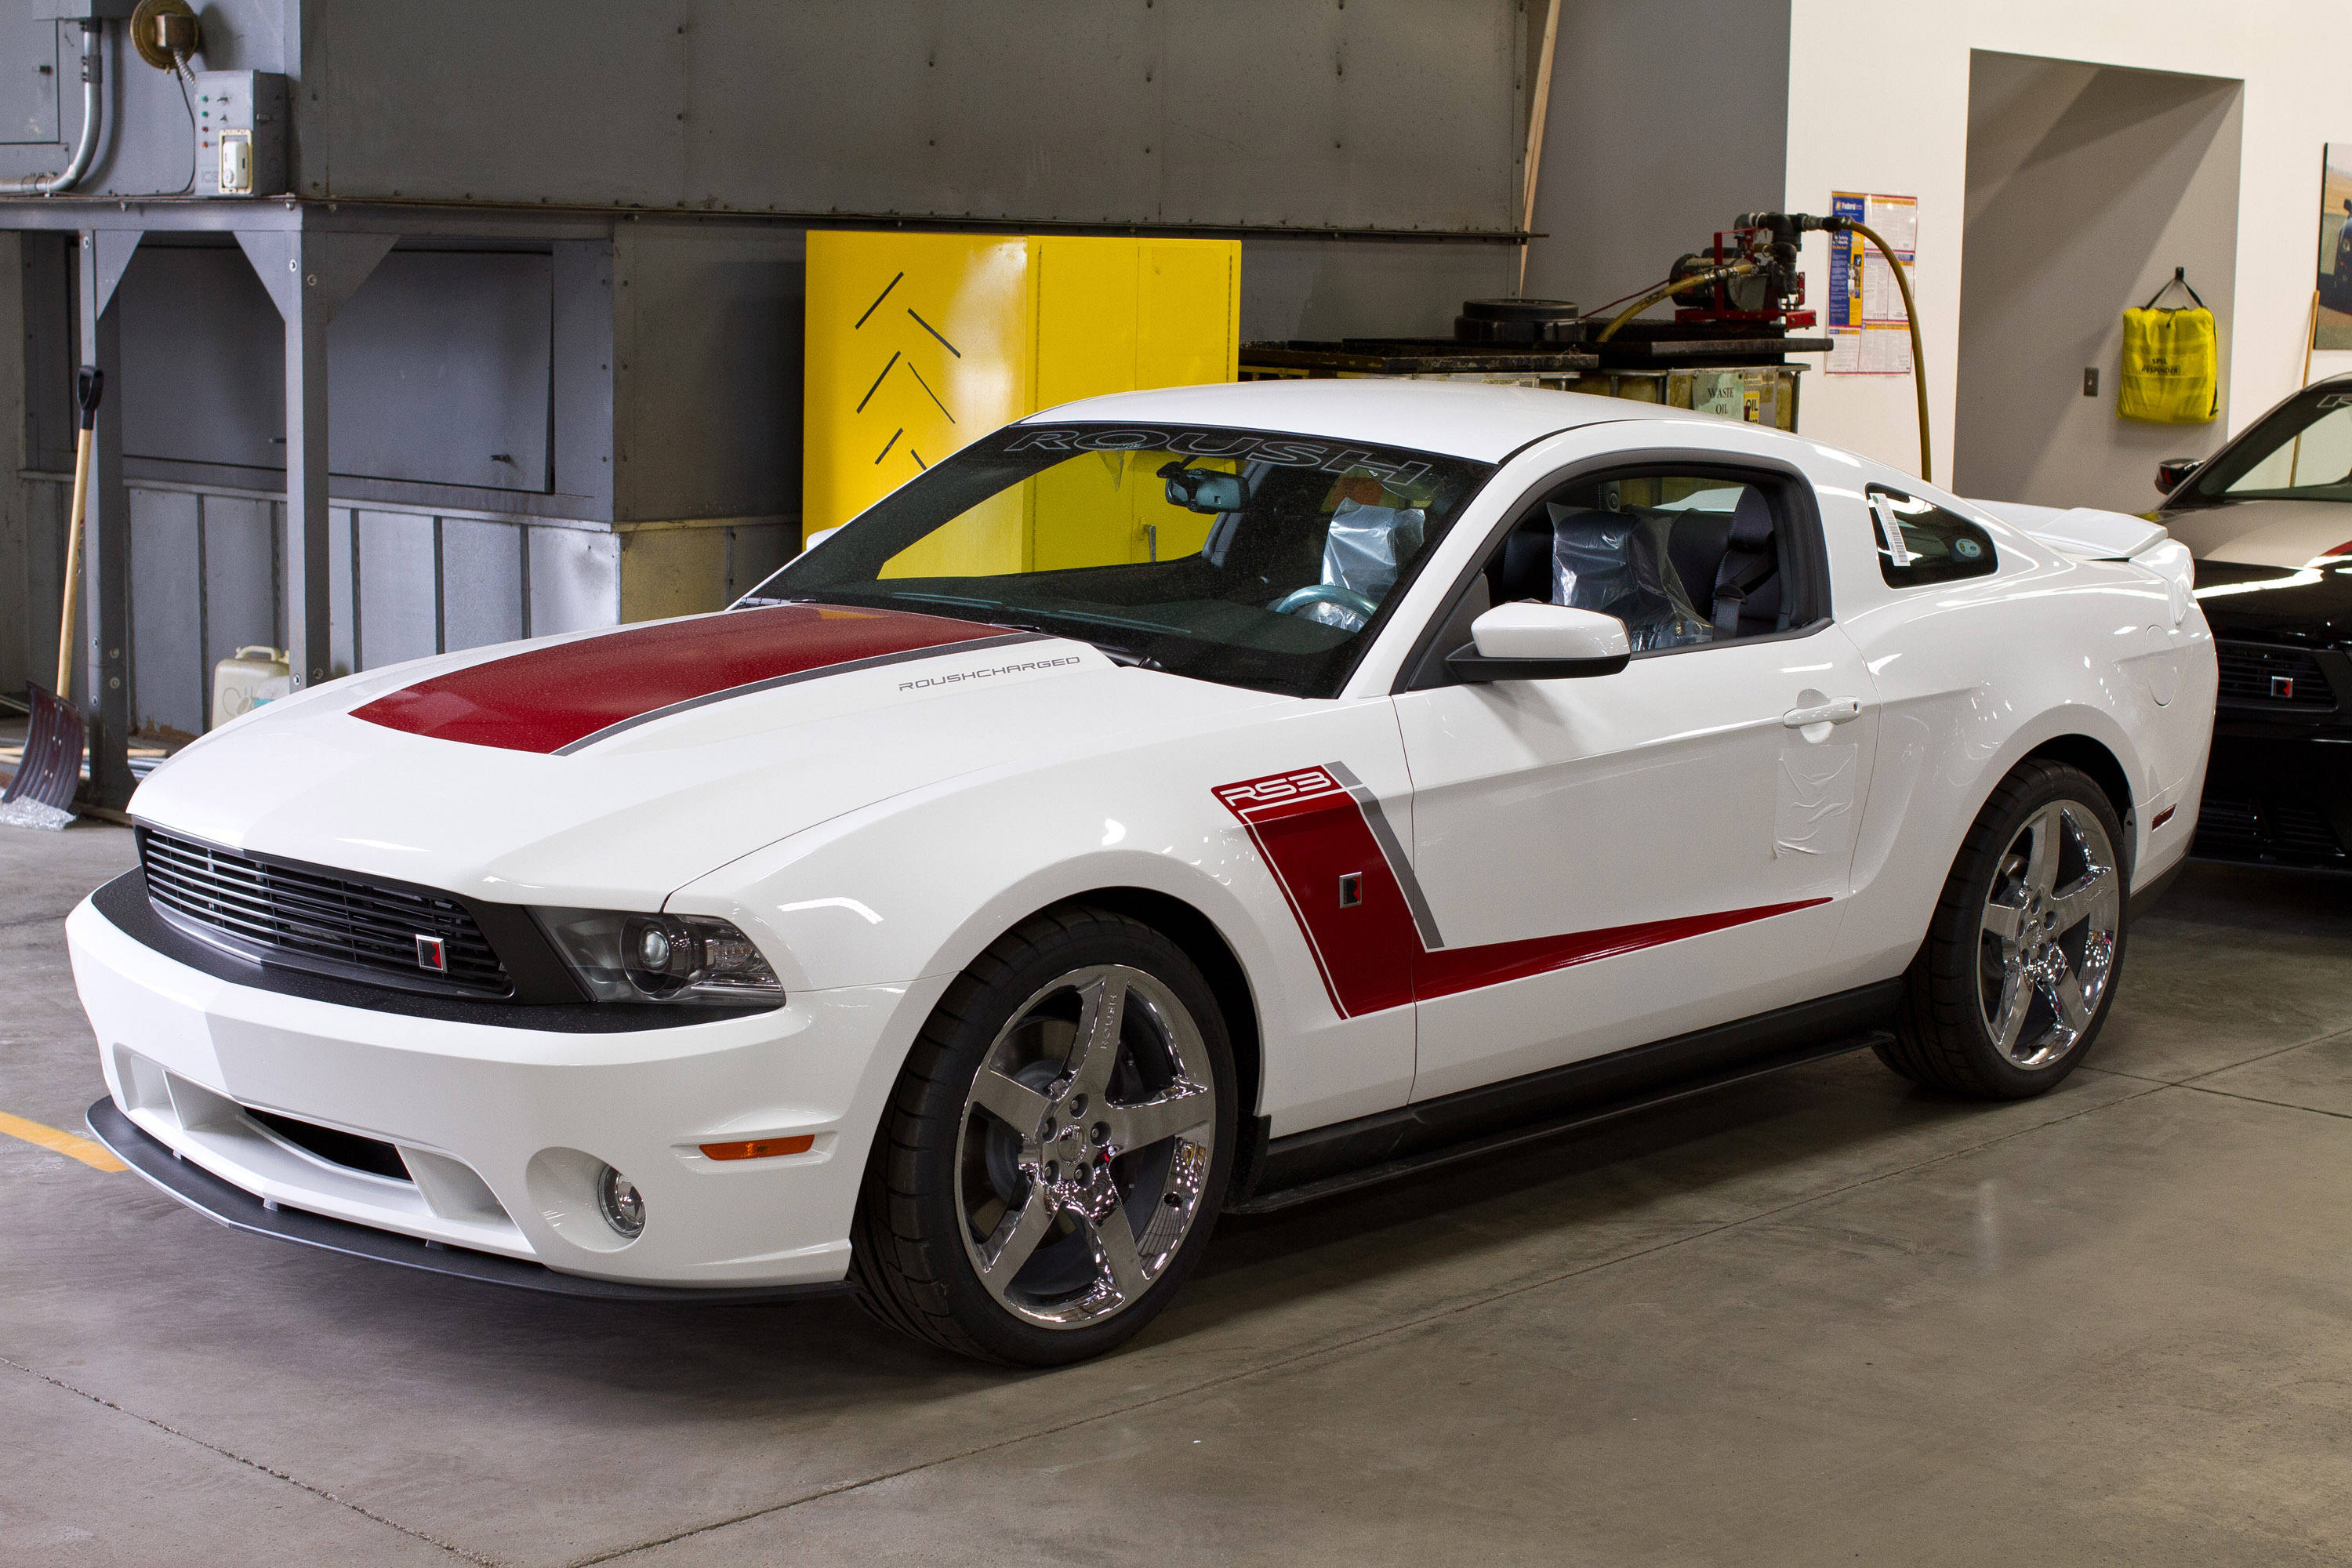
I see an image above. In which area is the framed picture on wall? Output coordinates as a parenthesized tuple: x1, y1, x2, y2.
(2319, 143, 2352, 349)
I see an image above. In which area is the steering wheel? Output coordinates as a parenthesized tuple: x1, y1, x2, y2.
(1270, 583, 1380, 632)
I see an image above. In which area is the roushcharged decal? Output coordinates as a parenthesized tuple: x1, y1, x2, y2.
(1215, 763, 1829, 1019)
(899, 654, 1083, 691)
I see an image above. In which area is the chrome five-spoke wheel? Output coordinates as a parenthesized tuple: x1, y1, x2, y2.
(1976, 799, 2120, 1069)
(852, 907, 1236, 1363)
(1882, 759, 2129, 1099)
(955, 964, 1218, 1330)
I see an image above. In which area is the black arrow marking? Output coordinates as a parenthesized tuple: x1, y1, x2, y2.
(855, 351, 900, 414)
(905, 361, 956, 422)
(854, 272, 903, 328)
(906, 308, 962, 358)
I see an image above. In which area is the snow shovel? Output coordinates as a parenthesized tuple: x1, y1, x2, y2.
(2, 367, 102, 830)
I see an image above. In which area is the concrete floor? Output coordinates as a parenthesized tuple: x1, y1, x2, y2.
(5, 823, 2350, 1566)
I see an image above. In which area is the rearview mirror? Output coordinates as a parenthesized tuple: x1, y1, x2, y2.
(1446, 603, 1631, 682)
(2154, 457, 2203, 495)
(1160, 462, 1249, 514)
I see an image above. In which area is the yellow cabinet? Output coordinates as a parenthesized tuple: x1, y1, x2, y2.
(804, 231, 1240, 573)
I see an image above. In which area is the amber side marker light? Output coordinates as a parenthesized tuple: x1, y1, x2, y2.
(700, 1136, 815, 1161)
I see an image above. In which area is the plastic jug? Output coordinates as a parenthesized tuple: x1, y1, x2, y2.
(211, 646, 291, 729)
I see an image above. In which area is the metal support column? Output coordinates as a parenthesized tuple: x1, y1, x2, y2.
(77, 228, 140, 808)
(234, 229, 394, 693)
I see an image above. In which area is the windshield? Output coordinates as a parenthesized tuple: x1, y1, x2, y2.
(2184, 386, 2352, 505)
(739, 423, 1494, 697)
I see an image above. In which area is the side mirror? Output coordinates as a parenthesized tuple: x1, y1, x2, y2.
(1446, 603, 1631, 682)
(2154, 457, 2203, 495)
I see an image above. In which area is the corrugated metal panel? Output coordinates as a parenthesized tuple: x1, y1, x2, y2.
(441, 519, 526, 652)
(356, 510, 438, 669)
(129, 488, 204, 735)
(528, 527, 620, 635)
(328, 508, 357, 680)
(200, 495, 280, 716)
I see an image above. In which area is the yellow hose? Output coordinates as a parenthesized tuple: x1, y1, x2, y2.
(1849, 221, 1930, 485)
(1595, 262, 1756, 343)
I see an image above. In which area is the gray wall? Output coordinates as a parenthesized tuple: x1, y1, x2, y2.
(1240, 235, 1519, 341)
(1521, 0, 1793, 314)
(2, 1, 1526, 236)
(299, 0, 1523, 230)
(1953, 52, 2244, 510)
(612, 224, 802, 523)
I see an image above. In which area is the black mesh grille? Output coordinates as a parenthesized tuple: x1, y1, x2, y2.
(2215, 642, 2336, 709)
(139, 828, 512, 996)
(2193, 794, 2263, 851)
(2192, 793, 2347, 865)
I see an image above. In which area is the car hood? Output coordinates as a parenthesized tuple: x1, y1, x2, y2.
(2169, 499, 2352, 646)
(128, 604, 1286, 907)
(2165, 498, 2352, 568)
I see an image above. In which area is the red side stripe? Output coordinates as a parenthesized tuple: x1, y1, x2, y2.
(1215, 764, 1829, 1017)
(351, 604, 1004, 754)
(1412, 900, 1830, 1001)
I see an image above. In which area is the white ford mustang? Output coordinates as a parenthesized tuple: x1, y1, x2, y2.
(71, 380, 2213, 1363)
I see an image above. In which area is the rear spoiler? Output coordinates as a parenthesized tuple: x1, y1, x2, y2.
(1969, 499, 2191, 626)
(1968, 499, 2167, 559)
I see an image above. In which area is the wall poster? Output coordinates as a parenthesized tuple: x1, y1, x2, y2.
(1825, 191, 1918, 376)
(2317, 143, 2352, 350)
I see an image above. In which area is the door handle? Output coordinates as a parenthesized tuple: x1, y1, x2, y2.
(1782, 697, 1861, 728)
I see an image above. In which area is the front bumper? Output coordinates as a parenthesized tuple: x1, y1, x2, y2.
(67, 889, 948, 1290)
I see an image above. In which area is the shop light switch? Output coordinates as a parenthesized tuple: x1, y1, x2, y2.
(2083, 367, 2100, 397)
(193, 70, 286, 198)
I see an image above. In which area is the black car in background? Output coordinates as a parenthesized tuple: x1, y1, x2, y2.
(2157, 372, 2352, 869)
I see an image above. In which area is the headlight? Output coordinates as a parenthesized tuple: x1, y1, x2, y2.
(534, 909, 784, 1005)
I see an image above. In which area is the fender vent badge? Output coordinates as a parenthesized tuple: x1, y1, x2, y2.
(1338, 873, 1363, 909)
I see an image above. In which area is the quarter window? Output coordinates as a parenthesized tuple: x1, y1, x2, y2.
(1867, 487, 1997, 588)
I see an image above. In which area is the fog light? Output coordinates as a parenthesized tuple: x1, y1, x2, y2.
(597, 1164, 644, 1239)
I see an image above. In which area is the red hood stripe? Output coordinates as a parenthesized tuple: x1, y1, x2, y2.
(351, 604, 1018, 754)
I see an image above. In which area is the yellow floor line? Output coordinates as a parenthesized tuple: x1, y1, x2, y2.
(0, 1109, 127, 1172)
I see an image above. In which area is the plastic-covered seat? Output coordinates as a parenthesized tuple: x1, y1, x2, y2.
(1545, 504, 1711, 651)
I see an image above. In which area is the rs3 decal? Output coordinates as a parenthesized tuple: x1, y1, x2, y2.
(1214, 763, 1827, 1019)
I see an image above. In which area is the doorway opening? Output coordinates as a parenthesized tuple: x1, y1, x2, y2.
(1955, 52, 2242, 510)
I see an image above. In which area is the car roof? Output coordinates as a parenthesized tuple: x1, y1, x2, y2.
(1017, 377, 1718, 463)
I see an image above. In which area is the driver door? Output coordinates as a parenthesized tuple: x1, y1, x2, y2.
(1392, 460, 1879, 1100)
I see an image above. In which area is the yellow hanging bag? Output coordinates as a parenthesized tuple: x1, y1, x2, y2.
(2118, 270, 2217, 424)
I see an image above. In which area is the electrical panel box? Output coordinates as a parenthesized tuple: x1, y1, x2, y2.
(803, 231, 1240, 566)
(2, 16, 60, 144)
(193, 70, 285, 198)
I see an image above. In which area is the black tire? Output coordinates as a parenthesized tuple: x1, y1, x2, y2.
(1877, 760, 2129, 1099)
(850, 906, 1237, 1365)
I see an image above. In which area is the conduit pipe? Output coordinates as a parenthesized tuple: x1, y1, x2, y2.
(13, 22, 107, 195)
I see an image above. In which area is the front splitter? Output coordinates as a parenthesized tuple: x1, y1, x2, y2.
(85, 1098, 853, 1306)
